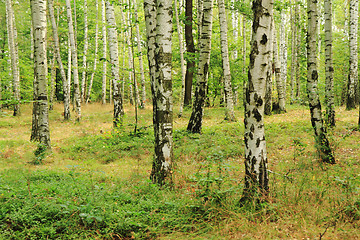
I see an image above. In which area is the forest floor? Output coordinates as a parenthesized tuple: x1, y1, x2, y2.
(0, 102, 359, 239)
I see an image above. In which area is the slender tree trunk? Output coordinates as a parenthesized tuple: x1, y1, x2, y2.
(49, 0, 70, 119)
(65, 0, 81, 121)
(242, 0, 272, 201)
(184, 0, 195, 106)
(324, 0, 335, 126)
(307, 0, 335, 164)
(132, 0, 147, 109)
(81, 0, 88, 102)
(347, 0, 358, 110)
(187, 0, 214, 133)
(280, 11, 287, 101)
(290, 0, 296, 103)
(49, 52, 56, 111)
(231, 0, 239, 59)
(175, 0, 186, 117)
(148, 0, 174, 185)
(101, 0, 107, 104)
(242, 14, 247, 107)
(6, 0, 20, 116)
(265, 16, 274, 116)
(106, 0, 124, 127)
(30, 0, 51, 148)
(217, 0, 236, 121)
(295, 1, 300, 99)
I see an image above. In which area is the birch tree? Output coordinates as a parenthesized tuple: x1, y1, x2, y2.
(306, 0, 335, 164)
(264, 16, 273, 116)
(187, 0, 214, 133)
(65, 0, 81, 121)
(242, 0, 272, 201)
(6, 0, 20, 116)
(184, 0, 195, 106)
(30, 0, 51, 148)
(324, 0, 335, 126)
(101, 0, 107, 104)
(280, 10, 287, 98)
(217, 0, 236, 121)
(86, 0, 99, 104)
(347, 0, 358, 110)
(106, 0, 124, 127)
(48, 0, 70, 119)
(81, 0, 88, 102)
(147, 0, 174, 185)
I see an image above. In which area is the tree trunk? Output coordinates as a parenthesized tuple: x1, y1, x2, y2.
(217, 0, 236, 121)
(49, 0, 70, 119)
(264, 16, 273, 116)
(307, 0, 335, 164)
(132, 0, 147, 109)
(184, 0, 195, 106)
(242, 14, 247, 108)
(242, 0, 272, 201)
(324, 0, 335, 126)
(280, 11, 287, 101)
(290, 0, 296, 103)
(6, 0, 21, 116)
(49, 51, 56, 111)
(231, 0, 239, 59)
(187, 0, 214, 133)
(65, 0, 81, 121)
(175, 0, 186, 117)
(347, 0, 358, 110)
(106, 0, 124, 127)
(295, 1, 300, 99)
(101, 0, 107, 104)
(81, 0, 88, 102)
(273, 19, 286, 113)
(30, 0, 51, 148)
(86, 0, 99, 103)
(148, 0, 174, 186)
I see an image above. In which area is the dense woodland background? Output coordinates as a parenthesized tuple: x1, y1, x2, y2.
(0, 0, 359, 239)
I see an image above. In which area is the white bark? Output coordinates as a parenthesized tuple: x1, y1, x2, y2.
(231, 0, 239, 59)
(106, 0, 124, 127)
(65, 0, 81, 121)
(347, 0, 358, 110)
(49, 52, 56, 111)
(307, 0, 334, 163)
(217, 0, 235, 121)
(48, 0, 70, 119)
(101, 0, 107, 104)
(187, 0, 214, 133)
(86, 0, 99, 104)
(280, 11, 287, 100)
(30, 0, 51, 148)
(133, 0, 147, 108)
(324, 0, 335, 126)
(81, 0, 88, 102)
(6, 0, 20, 116)
(175, 0, 186, 117)
(243, 0, 272, 199)
(149, 0, 174, 185)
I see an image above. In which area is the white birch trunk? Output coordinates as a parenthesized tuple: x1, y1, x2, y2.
(86, 0, 99, 104)
(347, 0, 358, 110)
(217, 0, 236, 121)
(175, 0, 186, 117)
(187, 0, 214, 133)
(49, 0, 70, 119)
(133, 0, 147, 109)
(265, 15, 274, 115)
(65, 0, 81, 121)
(6, 0, 20, 116)
(231, 0, 239, 59)
(324, 0, 335, 126)
(149, 0, 174, 185)
(101, 0, 107, 104)
(30, 0, 51, 148)
(242, 14, 246, 107)
(242, 0, 272, 200)
(106, 0, 124, 127)
(49, 52, 56, 111)
(307, 0, 335, 164)
(280, 11, 287, 101)
(81, 0, 88, 102)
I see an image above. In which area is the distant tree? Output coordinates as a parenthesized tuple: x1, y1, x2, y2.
(65, 0, 81, 121)
(347, 0, 358, 110)
(5, 0, 20, 116)
(187, 0, 214, 133)
(30, 0, 51, 148)
(80, 0, 88, 102)
(217, 0, 236, 121)
(241, 0, 272, 201)
(106, 0, 124, 127)
(184, 0, 195, 106)
(324, 0, 335, 126)
(101, 0, 107, 104)
(306, 0, 335, 164)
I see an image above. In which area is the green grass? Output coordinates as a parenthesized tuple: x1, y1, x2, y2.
(0, 103, 359, 239)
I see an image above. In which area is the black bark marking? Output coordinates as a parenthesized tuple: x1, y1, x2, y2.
(250, 124, 255, 133)
(260, 34, 268, 45)
(311, 70, 318, 81)
(252, 108, 262, 122)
